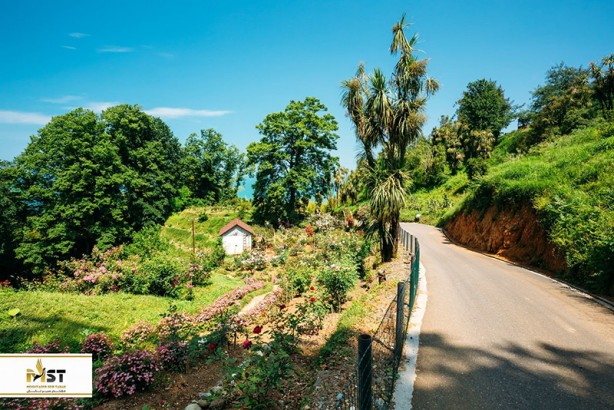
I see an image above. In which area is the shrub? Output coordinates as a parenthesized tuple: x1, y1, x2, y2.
(282, 266, 312, 296)
(317, 259, 358, 311)
(95, 350, 160, 398)
(27, 340, 69, 353)
(141, 255, 184, 298)
(239, 250, 268, 271)
(120, 321, 155, 348)
(156, 341, 189, 372)
(81, 332, 114, 362)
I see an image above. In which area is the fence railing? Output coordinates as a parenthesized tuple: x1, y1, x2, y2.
(331, 227, 420, 410)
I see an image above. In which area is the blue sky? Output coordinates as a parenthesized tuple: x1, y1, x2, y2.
(1, 0, 613, 170)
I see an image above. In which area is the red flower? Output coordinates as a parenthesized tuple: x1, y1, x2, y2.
(242, 339, 252, 349)
(253, 325, 262, 334)
(245, 372, 250, 378)
(310, 297, 316, 303)
(279, 304, 286, 310)
(209, 343, 216, 352)
(310, 286, 315, 291)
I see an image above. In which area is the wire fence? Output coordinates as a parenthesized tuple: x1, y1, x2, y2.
(329, 227, 420, 409)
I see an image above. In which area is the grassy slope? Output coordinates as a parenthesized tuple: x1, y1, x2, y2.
(406, 120, 614, 293)
(0, 273, 243, 352)
(0, 206, 255, 353)
(161, 206, 246, 251)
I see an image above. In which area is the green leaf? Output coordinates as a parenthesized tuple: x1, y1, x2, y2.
(8, 308, 20, 317)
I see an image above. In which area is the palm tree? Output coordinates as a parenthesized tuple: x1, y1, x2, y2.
(341, 15, 439, 261)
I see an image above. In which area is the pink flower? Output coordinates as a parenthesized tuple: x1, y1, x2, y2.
(242, 339, 252, 349)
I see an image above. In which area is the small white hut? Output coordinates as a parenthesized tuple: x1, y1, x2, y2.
(219, 219, 254, 255)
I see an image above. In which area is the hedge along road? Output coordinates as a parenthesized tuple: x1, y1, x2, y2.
(401, 223, 614, 410)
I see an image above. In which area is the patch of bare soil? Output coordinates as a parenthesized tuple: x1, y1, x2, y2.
(445, 203, 567, 273)
(95, 360, 225, 410)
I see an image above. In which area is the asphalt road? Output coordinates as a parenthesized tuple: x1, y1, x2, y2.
(402, 223, 614, 410)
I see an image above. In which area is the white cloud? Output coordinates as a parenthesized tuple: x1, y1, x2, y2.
(83, 102, 122, 113)
(42, 95, 82, 104)
(0, 110, 50, 125)
(69, 32, 90, 38)
(97, 46, 134, 53)
(144, 107, 232, 119)
(62, 45, 77, 50)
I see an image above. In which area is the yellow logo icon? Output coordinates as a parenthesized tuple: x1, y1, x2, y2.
(26, 359, 46, 383)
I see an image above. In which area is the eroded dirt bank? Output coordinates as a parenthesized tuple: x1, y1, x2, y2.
(444, 204, 566, 274)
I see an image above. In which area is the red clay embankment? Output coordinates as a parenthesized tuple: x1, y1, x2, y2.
(444, 204, 566, 274)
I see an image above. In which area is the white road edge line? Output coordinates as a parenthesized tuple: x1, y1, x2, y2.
(392, 262, 428, 409)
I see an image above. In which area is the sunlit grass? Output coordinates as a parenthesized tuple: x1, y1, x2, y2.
(0, 273, 243, 352)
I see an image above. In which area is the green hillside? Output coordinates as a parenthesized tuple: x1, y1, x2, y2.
(407, 120, 614, 294)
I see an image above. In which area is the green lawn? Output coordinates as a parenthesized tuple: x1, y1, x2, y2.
(0, 273, 243, 353)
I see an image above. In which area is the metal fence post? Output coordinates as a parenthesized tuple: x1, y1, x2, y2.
(358, 334, 373, 410)
(394, 282, 406, 362)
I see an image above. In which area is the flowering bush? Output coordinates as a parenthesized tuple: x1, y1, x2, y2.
(305, 225, 314, 237)
(156, 307, 196, 342)
(27, 340, 69, 353)
(192, 279, 265, 325)
(222, 307, 300, 408)
(59, 246, 139, 295)
(140, 255, 186, 298)
(317, 258, 358, 311)
(81, 332, 114, 361)
(238, 250, 268, 271)
(120, 321, 155, 348)
(95, 350, 160, 398)
(156, 341, 189, 372)
(308, 213, 340, 233)
(281, 266, 312, 296)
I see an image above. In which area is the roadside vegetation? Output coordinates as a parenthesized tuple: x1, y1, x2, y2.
(395, 54, 614, 295)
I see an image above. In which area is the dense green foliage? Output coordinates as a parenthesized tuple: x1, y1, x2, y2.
(0, 104, 248, 282)
(456, 78, 515, 139)
(247, 97, 339, 224)
(6, 106, 181, 276)
(180, 129, 246, 204)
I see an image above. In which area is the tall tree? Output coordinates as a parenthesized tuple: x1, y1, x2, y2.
(342, 15, 438, 261)
(0, 161, 22, 279)
(456, 79, 514, 139)
(590, 54, 614, 113)
(180, 129, 245, 204)
(528, 63, 592, 138)
(13, 105, 181, 275)
(103, 104, 181, 229)
(247, 97, 339, 224)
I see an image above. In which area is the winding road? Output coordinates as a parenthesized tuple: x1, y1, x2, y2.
(402, 223, 614, 409)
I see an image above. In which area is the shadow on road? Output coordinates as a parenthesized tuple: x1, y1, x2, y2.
(413, 332, 614, 409)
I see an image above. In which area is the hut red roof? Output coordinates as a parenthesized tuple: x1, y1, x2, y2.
(218, 219, 255, 236)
